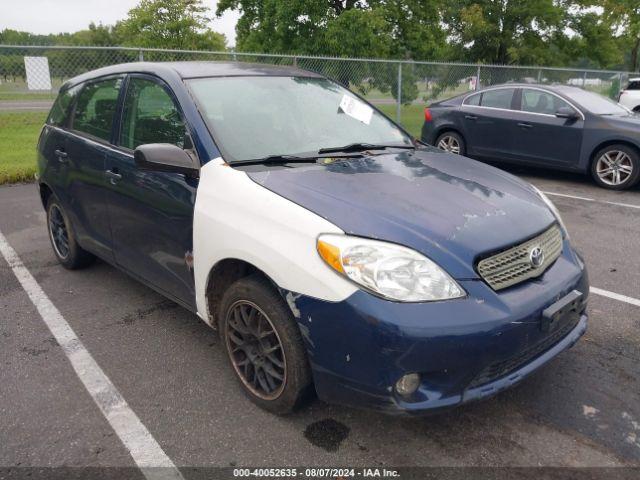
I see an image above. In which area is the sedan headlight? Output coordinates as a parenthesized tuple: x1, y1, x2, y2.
(317, 234, 465, 302)
(532, 186, 569, 238)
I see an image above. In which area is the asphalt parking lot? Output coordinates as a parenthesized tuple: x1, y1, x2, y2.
(1, 167, 639, 478)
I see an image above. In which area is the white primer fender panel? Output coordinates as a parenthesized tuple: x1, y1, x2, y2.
(194, 158, 358, 323)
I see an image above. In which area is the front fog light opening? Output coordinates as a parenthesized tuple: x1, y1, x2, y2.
(395, 373, 421, 396)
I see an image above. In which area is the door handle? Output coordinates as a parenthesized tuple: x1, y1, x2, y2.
(54, 149, 68, 162)
(105, 169, 122, 185)
(465, 115, 478, 120)
(517, 122, 533, 129)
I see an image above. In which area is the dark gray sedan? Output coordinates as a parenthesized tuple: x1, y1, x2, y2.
(421, 84, 640, 190)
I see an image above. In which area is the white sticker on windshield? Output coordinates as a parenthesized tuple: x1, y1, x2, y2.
(339, 94, 373, 125)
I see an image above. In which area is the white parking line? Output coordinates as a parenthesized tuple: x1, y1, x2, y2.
(0, 230, 184, 480)
(591, 287, 640, 308)
(543, 191, 640, 210)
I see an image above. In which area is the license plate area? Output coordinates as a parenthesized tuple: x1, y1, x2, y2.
(541, 290, 583, 333)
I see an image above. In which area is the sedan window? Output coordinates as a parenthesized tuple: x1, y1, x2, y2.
(480, 89, 515, 109)
(464, 93, 481, 106)
(521, 89, 568, 115)
(72, 78, 121, 141)
(120, 78, 186, 150)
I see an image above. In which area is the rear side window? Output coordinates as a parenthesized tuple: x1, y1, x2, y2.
(120, 78, 186, 150)
(47, 85, 79, 127)
(480, 88, 515, 109)
(627, 81, 640, 91)
(72, 78, 122, 141)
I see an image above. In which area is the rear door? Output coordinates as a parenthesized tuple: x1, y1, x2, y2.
(509, 88, 584, 167)
(104, 74, 198, 310)
(62, 76, 124, 261)
(461, 88, 520, 159)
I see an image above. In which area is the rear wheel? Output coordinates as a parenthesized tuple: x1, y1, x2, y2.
(435, 131, 465, 155)
(590, 145, 640, 190)
(46, 197, 95, 269)
(219, 275, 313, 414)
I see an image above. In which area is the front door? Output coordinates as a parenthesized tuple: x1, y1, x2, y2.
(104, 74, 198, 310)
(510, 88, 584, 167)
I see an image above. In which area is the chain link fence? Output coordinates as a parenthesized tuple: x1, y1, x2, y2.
(0, 44, 637, 183)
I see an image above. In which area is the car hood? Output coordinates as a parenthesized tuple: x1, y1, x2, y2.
(602, 112, 640, 128)
(245, 150, 556, 279)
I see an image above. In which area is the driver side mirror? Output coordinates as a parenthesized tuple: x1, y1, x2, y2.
(555, 106, 579, 119)
(134, 143, 199, 177)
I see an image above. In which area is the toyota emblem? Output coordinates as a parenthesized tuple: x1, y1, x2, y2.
(529, 246, 544, 268)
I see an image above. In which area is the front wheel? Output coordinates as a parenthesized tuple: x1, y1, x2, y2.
(219, 275, 313, 414)
(435, 131, 465, 155)
(590, 145, 640, 190)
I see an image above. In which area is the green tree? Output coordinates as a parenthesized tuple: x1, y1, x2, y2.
(440, 0, 570, 65)
(117, 0, 226, 50)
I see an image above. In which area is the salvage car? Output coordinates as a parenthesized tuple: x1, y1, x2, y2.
(422, 84, 640, 190)
(37, 62, 588, 414)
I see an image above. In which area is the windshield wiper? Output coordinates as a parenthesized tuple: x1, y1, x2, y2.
(318, 143, 415, 154)
(232, 154, 321, 166)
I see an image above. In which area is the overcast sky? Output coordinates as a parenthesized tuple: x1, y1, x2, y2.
(0, 0, 240, 46)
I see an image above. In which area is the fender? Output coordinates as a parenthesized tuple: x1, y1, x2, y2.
(193, 158, 358, 324)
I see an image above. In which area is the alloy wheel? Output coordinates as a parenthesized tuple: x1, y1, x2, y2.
(596, 150, 633, 186)
(225, 300, 287, 400)
(48, 204, 70, 260)
(437, 135, 461, 154)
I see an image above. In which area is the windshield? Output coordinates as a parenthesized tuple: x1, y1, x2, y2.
(187, 76, 412, 162)
(561, 88, 629, 115)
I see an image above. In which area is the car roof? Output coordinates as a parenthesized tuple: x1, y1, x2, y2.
(62, 61, 323, 89)
(471, 83, 585, 94)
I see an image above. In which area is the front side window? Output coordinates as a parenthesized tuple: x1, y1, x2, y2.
(72, 78, 121, 141)
(187, 76, 412, 162)
(521, 89, 570, 115)
(480, 88, 515, 109)
(120, 78, 186, 150)
(47, 85, 80, 127)
(464, 93, 481, 106)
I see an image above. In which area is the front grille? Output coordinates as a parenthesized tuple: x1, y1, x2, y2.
(468, 313, 579, 389)
(477, 225, 563, 291)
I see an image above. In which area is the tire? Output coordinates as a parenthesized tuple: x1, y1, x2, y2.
(219, 275, 313, 414)
(590, 144, 640, 190)
(435, 131, 466, 155)
(46, 196, 95, 269)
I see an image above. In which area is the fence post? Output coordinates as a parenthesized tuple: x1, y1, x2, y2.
(293, 56, 298, 67)
(537, 69, 542, 82)
(396, 62, 402, 124)
(582, 71, 587, 88)
(138, 49, 144, 62)
(475, 64, 481, 90)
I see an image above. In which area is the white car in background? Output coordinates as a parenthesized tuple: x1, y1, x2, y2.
(618, 78, 640, 112)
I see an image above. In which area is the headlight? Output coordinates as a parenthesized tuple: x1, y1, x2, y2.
(317, 234, 465, 302)
(532, 186, 570, 238)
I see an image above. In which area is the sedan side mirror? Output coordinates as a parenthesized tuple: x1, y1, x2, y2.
(555, 106, 579, 119)
(134, 143, 199, 177)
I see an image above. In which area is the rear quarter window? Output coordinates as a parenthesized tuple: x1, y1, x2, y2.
(47, 85, 80, 127)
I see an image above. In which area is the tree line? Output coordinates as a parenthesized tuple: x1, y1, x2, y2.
(1, 0, 638, 72)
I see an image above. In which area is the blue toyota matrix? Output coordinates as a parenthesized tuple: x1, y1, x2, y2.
(37, 61, 589, 414)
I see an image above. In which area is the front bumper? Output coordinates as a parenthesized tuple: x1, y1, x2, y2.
(286, 241, 588, 414)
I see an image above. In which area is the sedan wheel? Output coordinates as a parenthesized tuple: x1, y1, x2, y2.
(435, 132, 465, 156)
(595, 150, 634, 186)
